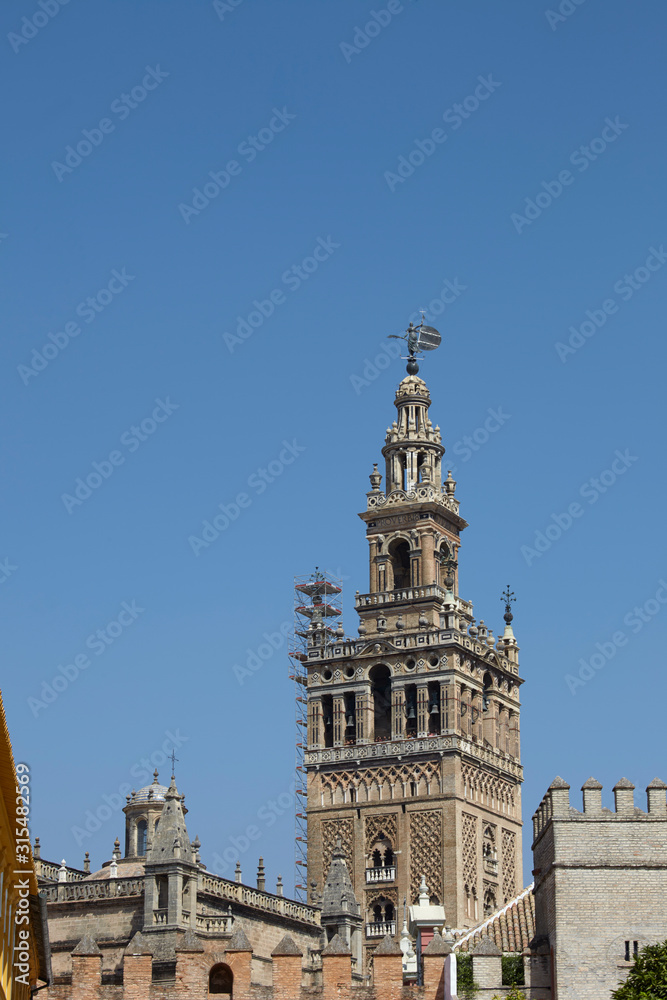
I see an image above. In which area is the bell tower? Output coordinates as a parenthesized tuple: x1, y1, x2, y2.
(304, 364, 524, 965)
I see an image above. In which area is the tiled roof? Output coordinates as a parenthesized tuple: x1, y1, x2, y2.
(455, 884, 535, 954)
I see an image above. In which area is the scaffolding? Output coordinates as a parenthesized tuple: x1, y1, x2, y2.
(290, 568, 343, 902)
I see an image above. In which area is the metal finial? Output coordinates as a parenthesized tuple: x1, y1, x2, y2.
(169, 749, 179, 778)
(501, 585, 516, 623)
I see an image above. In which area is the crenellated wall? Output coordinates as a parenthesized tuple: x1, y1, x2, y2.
(530, 775, 667, 1000)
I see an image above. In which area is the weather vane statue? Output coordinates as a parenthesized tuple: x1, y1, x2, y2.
(388, 313, 442, 374)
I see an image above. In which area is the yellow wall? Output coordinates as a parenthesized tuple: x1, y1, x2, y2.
(0, 691, 43, 1000)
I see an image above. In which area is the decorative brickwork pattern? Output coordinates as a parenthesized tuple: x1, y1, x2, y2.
(462, 813, 477, 888)
(409, 810, 443, 903)
(321, 760, 441, 805)
(365, 813, 398, 851)
(322, 818, 354, 888)
(462, 763, 516, 817)
(501, 829, 516, 902)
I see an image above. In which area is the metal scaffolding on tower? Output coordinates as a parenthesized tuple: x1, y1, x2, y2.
(290, 568, 343, 902)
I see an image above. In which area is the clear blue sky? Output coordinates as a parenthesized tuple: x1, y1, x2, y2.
(2, 0, 666, 894)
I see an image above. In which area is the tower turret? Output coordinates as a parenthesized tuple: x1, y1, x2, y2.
(358, 374, 469, 635)
(304, 360, 524, 968)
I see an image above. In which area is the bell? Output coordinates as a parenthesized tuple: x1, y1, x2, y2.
(345, 714, 355, 728)
(323, 715, 332, 727)
(429, 700, 440, 715)
(406, 705, 416, 721)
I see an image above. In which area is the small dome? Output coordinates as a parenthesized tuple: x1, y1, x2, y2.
(133, 769, 168, 803)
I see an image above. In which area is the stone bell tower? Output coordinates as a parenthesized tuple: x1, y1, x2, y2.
(304, 367, 524, 963)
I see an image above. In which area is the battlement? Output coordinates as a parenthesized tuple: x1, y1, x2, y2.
(532, 775, 667, 844)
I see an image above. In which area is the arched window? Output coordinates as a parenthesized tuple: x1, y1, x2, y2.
(483, 889, 496, 917)
(372, 849, 382, 868)
(209, 964, 233, 996)
(370, 664, 391, 741)
(373, 904, 383, 923)
(388, 539, 411, 590)
(385, 901, 395, 922)
(137, 820, 148, 856)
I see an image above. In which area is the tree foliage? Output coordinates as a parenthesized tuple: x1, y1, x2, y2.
(612, 940, 667, 998)
(456, 953, 479, 999)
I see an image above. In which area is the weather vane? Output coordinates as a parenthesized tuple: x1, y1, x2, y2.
(388, 312, 442, 374)
(501, 585, 516, 624)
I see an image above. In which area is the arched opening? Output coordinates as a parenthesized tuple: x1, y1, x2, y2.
(370, 664, 391, 741)
(321, 694, 334, 748)
(388, 539, 411, 590)
(372, 849, 382, 868)
(344, 691, 356, 744)
(427, 682, 440, 735)
(385, 901, 395, 922)
(373, 903, 383, 923)
(137, 820, 148, 856)
(209, 963, 233, 996)
(484, 888, 496, 918)
(405, 684, 417, 737)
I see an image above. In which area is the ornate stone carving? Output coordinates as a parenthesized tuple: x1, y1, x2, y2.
(365, 886, 398, 911)
(409, 810, 443, 903)
(365, 812, 398, 851)
(322, 818, 354, 888)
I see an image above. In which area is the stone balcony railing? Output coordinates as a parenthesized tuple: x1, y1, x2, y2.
(196, 913, 233, 934)
(365, 866, 396, 884)
(306, 733, 523, 781)
(199, 872, 320, 926)
(366, 921, 396, 938)
(355, 584, 448, 610)
(42, 877, 144, 903)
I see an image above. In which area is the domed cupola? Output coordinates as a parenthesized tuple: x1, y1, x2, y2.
(123, 769, 187, 859)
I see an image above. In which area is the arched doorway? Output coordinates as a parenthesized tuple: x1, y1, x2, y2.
(209, 964, 233, 996)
